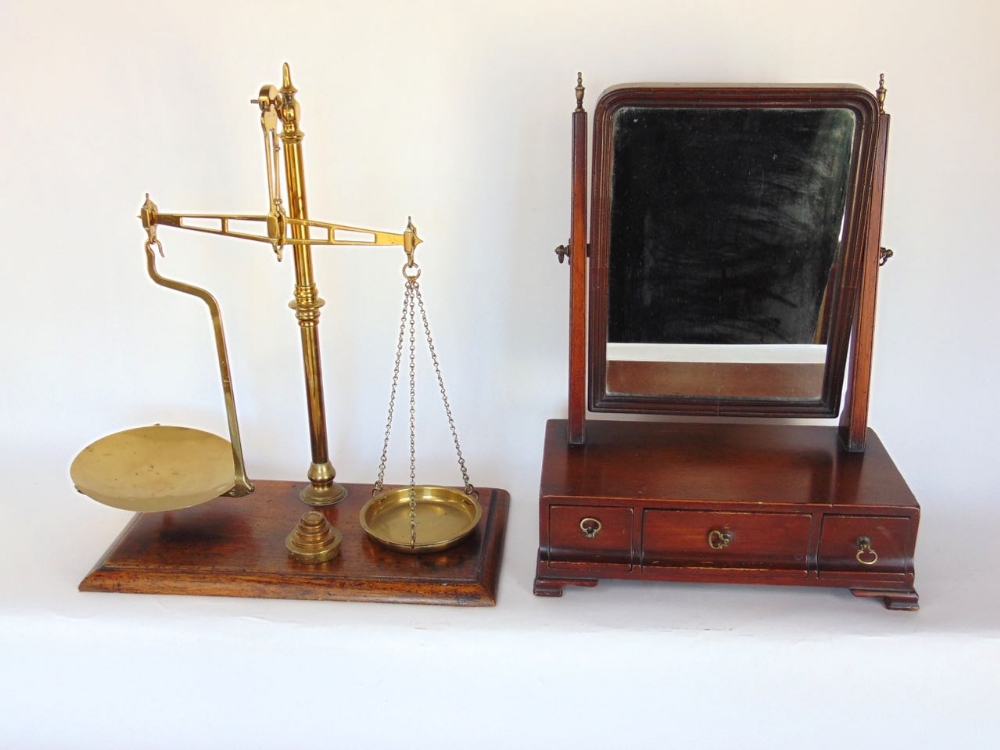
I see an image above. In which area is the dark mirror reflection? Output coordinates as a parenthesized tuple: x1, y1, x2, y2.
(605, 106, 857, 400)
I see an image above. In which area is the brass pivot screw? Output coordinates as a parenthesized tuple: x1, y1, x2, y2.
(286, 510, 342, 563)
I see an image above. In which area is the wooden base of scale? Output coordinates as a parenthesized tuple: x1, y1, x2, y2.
(81, 481, 509, 606)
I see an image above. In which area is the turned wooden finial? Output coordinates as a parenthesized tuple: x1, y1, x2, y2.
(876, 73, 887, 113)
(575, 72, 585, 112)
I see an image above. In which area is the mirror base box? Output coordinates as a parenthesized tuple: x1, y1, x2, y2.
(534, 419, 919, 609)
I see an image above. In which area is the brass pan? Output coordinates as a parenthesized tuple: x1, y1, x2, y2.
(70, 425, 235, 512)
(360, 486, 481, 554)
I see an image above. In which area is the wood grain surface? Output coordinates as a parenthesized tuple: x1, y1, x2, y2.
(81, 481, 509, 606)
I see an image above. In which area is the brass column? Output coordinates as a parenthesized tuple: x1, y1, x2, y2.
(278, 63, 346, 506)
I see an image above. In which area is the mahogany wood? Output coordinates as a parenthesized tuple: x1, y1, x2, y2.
(586, 85, 880, 418)
(850, 588, 920, 610)
(818, 515, 911, 573)
(540, 81, 916, 608)
(841, 111, 891, 451)
(81, 481, 509, 606)
(549, 504, 633, 564)
(533, 569, 598, 597)
(535, 419, 919, 609)
(567, 105, 588, 444)
(642, 510, 812, 568)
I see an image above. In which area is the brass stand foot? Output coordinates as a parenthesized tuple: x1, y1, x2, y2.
(300, 461, 347, 505)
(286, 510, 342, 563)
(299, 481, 348, 506)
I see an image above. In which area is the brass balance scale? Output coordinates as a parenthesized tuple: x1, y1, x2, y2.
(71, 65, 509, 605)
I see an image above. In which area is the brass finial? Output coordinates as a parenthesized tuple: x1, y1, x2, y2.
(281, 62, 297, 95)
(575, 72, 585, 112)
(278, 63, 301, 133)
(876, 73, 887, 113)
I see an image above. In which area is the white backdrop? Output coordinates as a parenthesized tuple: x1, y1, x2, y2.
(2, 1, 998, 748)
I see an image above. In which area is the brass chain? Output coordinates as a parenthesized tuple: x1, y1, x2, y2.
(414, 284, 475, 497)
(373, 283, 411, 496)
(407, 277, 418, 546)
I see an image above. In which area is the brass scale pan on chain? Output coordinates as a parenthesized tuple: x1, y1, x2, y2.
(360, 248, 481, 554)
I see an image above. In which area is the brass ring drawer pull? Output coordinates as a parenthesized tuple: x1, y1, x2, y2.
(856, 536, 878, 565)
(580, 517, 602, 538)
(707, 529, 733, 550)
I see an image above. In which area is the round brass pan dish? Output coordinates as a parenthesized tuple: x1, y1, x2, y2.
(360, 486, 481, 554)
(70, 425, 235, 512)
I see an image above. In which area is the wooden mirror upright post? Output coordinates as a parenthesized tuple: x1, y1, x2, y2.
(534, 75, 919, 609)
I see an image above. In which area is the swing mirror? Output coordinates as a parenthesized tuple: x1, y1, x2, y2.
(588, 85, 880, 417)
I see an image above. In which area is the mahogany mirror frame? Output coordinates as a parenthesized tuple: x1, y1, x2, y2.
(584, 84, 882, 422)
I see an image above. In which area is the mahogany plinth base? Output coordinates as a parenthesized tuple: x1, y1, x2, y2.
(534, 419, 920, 610)
(81, 481, 509, 606)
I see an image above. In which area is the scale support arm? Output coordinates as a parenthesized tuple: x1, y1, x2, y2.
(140, 197, 420, 259)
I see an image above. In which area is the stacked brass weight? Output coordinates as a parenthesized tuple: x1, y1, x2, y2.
(286, 511, 342, 563)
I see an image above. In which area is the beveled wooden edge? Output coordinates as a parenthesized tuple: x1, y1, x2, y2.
(474, 487, 509, 605)
(80, 568, 501, 605)
(80, 511, 144, 582)
(587, 84, 880, 419)
(80, 567, 499, 605)
(79, 484, 510, 607)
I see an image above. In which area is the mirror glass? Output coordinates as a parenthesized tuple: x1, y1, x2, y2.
(590, 89, 875, 416)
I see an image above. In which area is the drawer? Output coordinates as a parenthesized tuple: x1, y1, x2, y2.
(818, 515, 913, 574)
(642, 510, 811, 569)
(548, 505, 633, 565)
